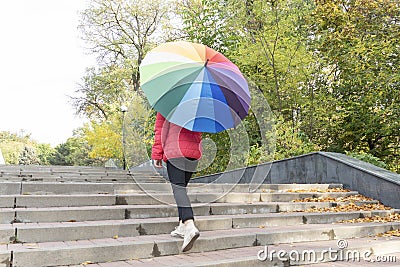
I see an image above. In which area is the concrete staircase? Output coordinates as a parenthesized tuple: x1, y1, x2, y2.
(0, 165, 399, 266)
(0, 165, 166, 183)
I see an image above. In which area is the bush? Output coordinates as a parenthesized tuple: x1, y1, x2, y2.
(346, 151, 387, 169)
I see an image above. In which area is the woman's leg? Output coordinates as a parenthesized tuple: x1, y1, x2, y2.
(167, 158, 194, 222)
(167, 158, 200, 252)
(184, 158, 198, 186)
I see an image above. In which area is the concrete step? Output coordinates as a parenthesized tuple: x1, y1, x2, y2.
(0, 182, 344, 195)
(2, 223, 399, 267)
(61, 236, 400, 267)
(1, 211, 394, 243)
(0, 172, 137, 177)
(116, 191, 361, 206)
(0, 178, 166, 184)
(0, 202, 344, 223)
(115, 183, 345, 195)
(1, 194, 117, 208)
(2, 199, 392, 224)
(0, 174, 163, 179)
(0, 182, 20, 195)
(0, 165, 149, 175)
(0, 176, 162, 181)
(0, 173, 161, 178)
(0, 191, 364, 208)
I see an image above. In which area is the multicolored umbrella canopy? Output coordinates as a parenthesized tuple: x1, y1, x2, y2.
(139, 41, 250, 133)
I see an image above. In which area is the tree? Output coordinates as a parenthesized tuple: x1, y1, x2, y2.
(176, 0, 240, 54)
(84, 117, 124, 165)
(229, 0, 316, 117)
(180, 0, 319, 167)
(36, 144, 55, 165)
(73, 0, 178, 168)
(123, 92, 155, 168)
(79, 0, 174, 92)
(18, 146, 40, 165)
(0, 131, 36, 164)
(50, 129, 102, 166)
(71, 65, 134, 120)
(50, 143, 74, 166)
(273, 116, 318, 160)
(69, 0, 400, 173)
(310, 0, 400, 171)
(0, 140, 23, 164)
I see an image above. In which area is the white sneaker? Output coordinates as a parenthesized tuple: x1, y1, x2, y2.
(181, 220, 200, 252)
(171, 221, 185, 238)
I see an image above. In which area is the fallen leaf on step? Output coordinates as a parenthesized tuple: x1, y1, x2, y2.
(259, 225, 265, 228)
(377, 229, 400, 237)
(113, 235, 119, 239)
(292, 194, 374, 203)
(302, 203, 393, 214)
(338, 213, 400, 223)
(287, 188, 350, 193)
(81, 261, 94, 265)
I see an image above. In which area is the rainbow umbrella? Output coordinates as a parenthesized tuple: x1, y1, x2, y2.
(139, 41, 250, 133)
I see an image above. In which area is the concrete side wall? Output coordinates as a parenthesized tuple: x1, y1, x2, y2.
(193, 152, 400, 209)
(193, 153, 320, 184)
(315, 152, 400, 209)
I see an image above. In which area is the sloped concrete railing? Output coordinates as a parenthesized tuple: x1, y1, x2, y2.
(193, 152, 400, 209)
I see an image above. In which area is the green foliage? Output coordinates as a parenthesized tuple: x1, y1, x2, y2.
(79, 0, 174, 91)
(0, 141, 24, 164)
(309, 0, 400, 171)
(176, 0, 239, 54)
(0, 131, 38, 165)
(50, 130, 102, 166)
(246, 143, 271, 166)
(195, 131, 230, 176)
(184, 0, 318, 170)
(273, 116, 318, 160)
(34, 144, 54, 165)
(50, 143, 74, 166)
(72, 65, 135, 121)
(346, 151, 387, 169)
(229, 0, 316, 117)
(123, 93, 155, 168)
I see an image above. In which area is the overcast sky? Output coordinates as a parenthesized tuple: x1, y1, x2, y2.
(0, 0, 96, 146)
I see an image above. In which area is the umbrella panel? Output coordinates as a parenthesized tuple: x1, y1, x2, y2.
(141, 64, 203, 106)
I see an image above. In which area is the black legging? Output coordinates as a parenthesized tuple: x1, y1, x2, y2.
(166, 157, 198, 223)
